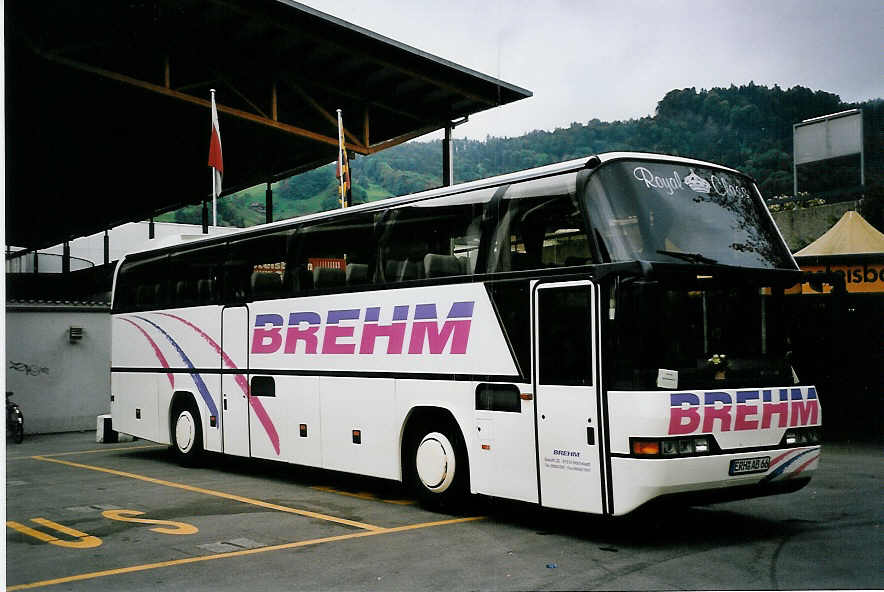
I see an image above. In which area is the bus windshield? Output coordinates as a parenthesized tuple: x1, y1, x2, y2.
(609, 275, 797, 391)
(584, 160, 794, 269)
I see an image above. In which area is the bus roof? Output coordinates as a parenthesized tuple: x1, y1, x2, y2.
(120, 151, 745, 261)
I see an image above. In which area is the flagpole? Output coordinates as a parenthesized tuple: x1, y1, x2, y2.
(211, 89, 218, 229)
(337, 109, 345, 209)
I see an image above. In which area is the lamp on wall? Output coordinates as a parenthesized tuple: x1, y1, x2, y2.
(69, 327, 83, 343)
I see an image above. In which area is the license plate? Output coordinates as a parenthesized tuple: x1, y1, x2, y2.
(729, 456, 771, 476)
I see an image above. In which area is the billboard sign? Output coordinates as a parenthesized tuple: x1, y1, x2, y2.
(794, 110, 863, 165)
(793, 109, 864, 196)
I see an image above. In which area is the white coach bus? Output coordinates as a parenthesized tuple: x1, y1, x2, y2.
(111, 152, 823, 515)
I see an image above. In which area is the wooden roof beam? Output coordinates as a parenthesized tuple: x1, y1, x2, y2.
(282, 79, 367, 151)
(279, 74, 427, 125)
(39, 51, 360, 152)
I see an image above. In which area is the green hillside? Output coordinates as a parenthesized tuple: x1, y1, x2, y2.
(159, 84, 882, 230)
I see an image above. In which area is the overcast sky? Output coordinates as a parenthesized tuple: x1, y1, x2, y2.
(298, 0, 883, 140)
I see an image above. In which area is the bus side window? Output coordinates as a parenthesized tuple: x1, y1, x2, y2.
(223, 261, 250, 304)
(113, 254, 167, 313)
(293, 213, 377, 292)
(169, 243, 226, 308)
(486, 173, 590, 273)
(226, 230, 290, 302)
(378, 196, 484, 283)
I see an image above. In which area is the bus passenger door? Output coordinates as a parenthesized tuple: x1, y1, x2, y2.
(473, 380, 539, 503)
(533, 281, 605, 514)
(221, 306, 250, 457)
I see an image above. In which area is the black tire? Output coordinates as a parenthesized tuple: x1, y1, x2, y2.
(13, 417, 24, 444)
(171, 402, 203, 465)
(405, 419, 470, 512)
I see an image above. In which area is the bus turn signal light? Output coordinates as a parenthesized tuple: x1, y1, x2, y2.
(632, 441, 660, 455)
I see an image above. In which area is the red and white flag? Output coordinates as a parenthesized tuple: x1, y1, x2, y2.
(208, 90, 223, 198)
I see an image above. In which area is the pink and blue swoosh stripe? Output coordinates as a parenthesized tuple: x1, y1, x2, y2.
(132, 315, 220, 419)
(158, 312, 280, 455)
(119, 317, 175, 388)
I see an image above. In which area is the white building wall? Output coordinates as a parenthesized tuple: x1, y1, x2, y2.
(7, 221, 241, 273)
(6, 303, 111, 433)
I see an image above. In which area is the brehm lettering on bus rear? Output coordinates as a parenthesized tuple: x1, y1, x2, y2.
(110, 152, 824, 516)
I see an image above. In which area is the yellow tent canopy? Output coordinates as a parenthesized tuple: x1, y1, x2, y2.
(794, 211, 884, 257)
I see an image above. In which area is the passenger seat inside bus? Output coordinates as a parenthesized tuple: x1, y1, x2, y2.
(313, 266, 345, 289)
(384, 259, 404, 282)
(385, 258, 423, 282)
(176, 280, 197, 306)
(346, 263, 369, 286)
(424, 254, 462, 278)
(197, 279, 214, 304)
(153, 283, 166, 306)
(136, 285, 154, 308)
(251, 271, 282, 300)
(283, 264, 313, 293)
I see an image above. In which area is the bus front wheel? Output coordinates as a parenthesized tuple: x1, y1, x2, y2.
(171, 403, 203, 465)
(406, 423, 468, 511)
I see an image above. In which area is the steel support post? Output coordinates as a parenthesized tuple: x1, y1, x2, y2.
(443, 125, 453, 186)
(266, 181, 273, 224)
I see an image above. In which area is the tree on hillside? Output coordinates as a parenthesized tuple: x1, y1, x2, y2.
(161, 85, 881, 225)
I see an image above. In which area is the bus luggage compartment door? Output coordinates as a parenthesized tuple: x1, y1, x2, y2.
(533, 280, 605, 514)
(221, 305, 250, 457)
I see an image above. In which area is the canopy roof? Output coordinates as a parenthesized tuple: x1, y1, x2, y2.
(6, 0, 532, 251)
(794, 211, 884, 257)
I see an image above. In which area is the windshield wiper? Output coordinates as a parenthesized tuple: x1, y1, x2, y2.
(656, 250, 718, 265)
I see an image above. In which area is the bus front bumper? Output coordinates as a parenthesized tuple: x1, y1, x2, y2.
(609, 445, 820, 516)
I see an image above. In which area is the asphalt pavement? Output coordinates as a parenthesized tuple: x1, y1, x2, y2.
(5, 432, 881, 591)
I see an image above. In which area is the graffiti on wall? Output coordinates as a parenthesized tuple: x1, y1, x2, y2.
(8, 361, 50, 377)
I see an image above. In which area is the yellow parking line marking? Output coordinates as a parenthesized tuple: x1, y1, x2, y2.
(33, 456, 382, 532)
(6, 444, 163, 461)
(311, 485, 415, 505)
(7, 516, 484, 591)
(6, 519, 102, 549)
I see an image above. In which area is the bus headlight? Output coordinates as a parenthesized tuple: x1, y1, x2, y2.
(781, 427, 821, 447)
(630, 435, 715, 457)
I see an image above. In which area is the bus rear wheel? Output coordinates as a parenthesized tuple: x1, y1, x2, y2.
(171, 403, 203, 465)
(406, 423, 469, 511)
